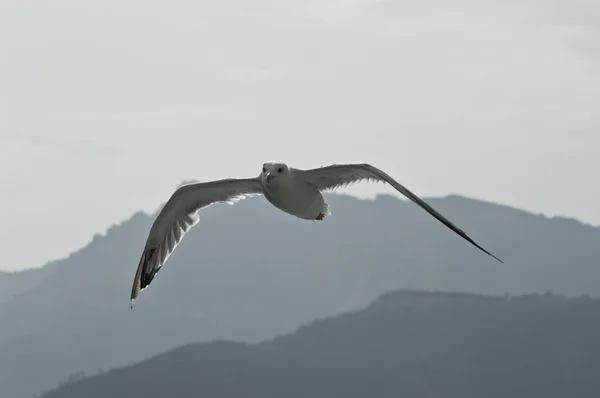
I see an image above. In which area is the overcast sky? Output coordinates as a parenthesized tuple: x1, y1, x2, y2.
(1, 0, 599, 271)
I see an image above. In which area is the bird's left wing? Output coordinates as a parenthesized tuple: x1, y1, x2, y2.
(298, 163, 502, 263)
(130, 178, 263, 307)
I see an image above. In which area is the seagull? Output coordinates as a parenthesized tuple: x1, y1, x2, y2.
(130, 162, 502, 307)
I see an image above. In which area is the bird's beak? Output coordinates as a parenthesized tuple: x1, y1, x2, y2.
(265, 173, 274, 183)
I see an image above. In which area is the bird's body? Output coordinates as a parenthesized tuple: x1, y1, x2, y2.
(262, 166, 329, 221)
(130, 161, 502, 307)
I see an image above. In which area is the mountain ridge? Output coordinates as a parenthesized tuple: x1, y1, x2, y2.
(3, 191, 598, 278)
(3, 191, 599, 277)
(39, 289, 600, 398)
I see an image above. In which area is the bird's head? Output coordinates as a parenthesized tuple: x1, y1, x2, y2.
(261, 161, 289, 184)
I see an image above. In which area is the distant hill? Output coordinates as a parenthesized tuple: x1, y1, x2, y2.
(0, 266, 53, 304)
(2, 193, 600, 398)
(39, 290, 600, 398)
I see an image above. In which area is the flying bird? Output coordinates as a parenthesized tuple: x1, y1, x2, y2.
(130, 162, 502, 307)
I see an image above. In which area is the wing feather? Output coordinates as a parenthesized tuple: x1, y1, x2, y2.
(130, 177, 263, 307)
(299, 163, 502, 263)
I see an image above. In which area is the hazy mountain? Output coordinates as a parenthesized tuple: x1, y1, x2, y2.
(39, 290, 600, 398)
(0, 266, 53, 304)
(2, 192, 600, 398)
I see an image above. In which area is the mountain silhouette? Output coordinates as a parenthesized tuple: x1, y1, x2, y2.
(39, 290, 600, 398)
(0, 266, 53, 304)
(1, 192, 600, 398)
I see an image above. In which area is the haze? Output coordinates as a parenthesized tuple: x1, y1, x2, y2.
(1, 0, 599, 271)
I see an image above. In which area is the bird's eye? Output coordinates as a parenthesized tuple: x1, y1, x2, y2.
(262, 167, 266, 173)
(277, 167, 283, 173)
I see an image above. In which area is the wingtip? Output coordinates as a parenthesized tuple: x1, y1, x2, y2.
(492, 254, 504, 263)
(130, 290, 138, 309)
(130, 249, 149, 310)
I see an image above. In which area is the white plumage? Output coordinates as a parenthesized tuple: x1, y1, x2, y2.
(130, 162, 502, 307)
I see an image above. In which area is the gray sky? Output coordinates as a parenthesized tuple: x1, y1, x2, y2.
(1, 0, 599, 271)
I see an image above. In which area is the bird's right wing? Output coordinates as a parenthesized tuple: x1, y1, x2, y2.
(130, 177, 263, 307)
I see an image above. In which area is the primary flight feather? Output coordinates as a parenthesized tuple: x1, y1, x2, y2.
(130, 162, 502, 307)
